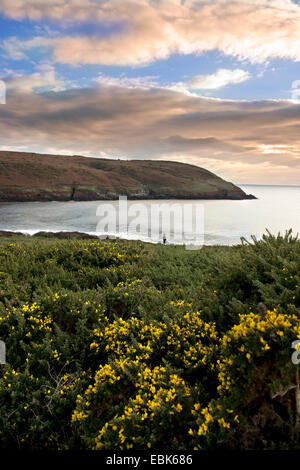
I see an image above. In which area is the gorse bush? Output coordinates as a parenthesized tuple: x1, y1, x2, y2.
(0, 230, 300, 449)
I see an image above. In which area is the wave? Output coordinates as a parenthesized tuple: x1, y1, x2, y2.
(0, 228, 208, 246)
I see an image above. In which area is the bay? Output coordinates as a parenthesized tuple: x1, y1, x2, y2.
(0, 185, 299, 246)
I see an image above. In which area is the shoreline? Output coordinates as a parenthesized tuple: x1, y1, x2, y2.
(0, 192, 257, 203)
(0, 229, 243, 247)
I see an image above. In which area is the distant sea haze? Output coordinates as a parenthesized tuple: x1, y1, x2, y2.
(0, 185, 299, 246)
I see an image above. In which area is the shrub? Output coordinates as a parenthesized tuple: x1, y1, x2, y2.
(0, 231, 299, 449)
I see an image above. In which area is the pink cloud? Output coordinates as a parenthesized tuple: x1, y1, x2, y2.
(1, 1, 300, 65)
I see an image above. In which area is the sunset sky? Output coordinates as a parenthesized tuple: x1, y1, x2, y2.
(1, 0, 300, 184)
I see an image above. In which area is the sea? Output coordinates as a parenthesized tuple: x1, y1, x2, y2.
(0, 185, 299, 246)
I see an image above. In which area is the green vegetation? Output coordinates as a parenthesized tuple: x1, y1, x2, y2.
(0, 230, 300, 449)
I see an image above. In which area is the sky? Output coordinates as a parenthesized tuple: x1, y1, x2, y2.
(0, 1, 300, 184)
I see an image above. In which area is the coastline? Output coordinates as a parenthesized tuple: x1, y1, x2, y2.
(0, 190, 257, 203)
(0, 229, 244, 247)
(0, 229, 192, 244)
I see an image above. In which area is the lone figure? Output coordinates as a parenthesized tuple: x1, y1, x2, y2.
(0, 340, 6, 364)
(163, 234, 166, 245)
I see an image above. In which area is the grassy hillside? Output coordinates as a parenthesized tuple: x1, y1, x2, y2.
(0, 230, 299, 450)
(0, 150, 255, 201)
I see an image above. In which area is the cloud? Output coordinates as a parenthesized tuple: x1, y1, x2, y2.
(4, 64, 69, 93)
(1, 82, 300, 184)
(1, 36, 52, 61)
(1, 1, 300, 66)
(94, 74, 159, 89)
(189, 69, 251, 90)
(169, 68, 251, 95)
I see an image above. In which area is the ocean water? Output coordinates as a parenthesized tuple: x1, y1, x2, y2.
(0, 185, 299, 246)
